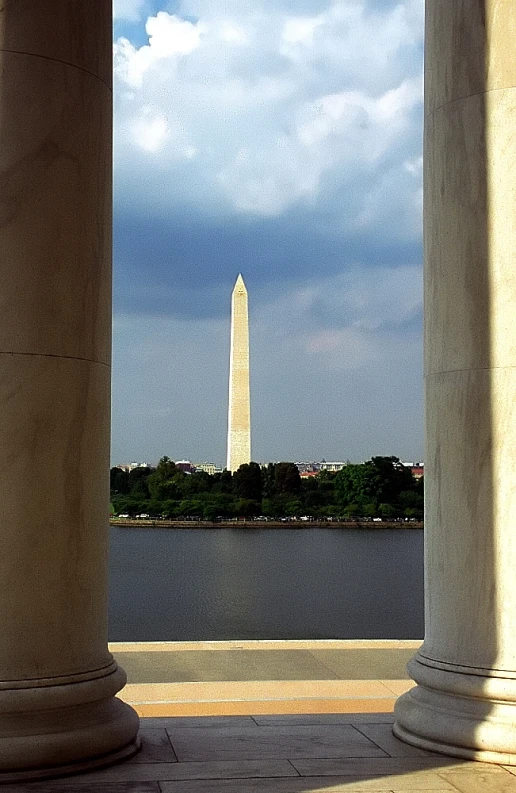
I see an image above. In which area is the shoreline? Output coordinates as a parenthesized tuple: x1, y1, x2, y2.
(110, 519, 423, 530)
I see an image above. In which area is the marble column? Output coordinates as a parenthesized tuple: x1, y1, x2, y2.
(0, 0, 139, 779)
(394, 0, 516, 762)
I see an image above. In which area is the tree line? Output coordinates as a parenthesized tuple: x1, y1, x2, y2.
(110, 456, 423, 521)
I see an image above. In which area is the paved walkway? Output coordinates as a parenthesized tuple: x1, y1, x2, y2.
(4, 642, 516, 791)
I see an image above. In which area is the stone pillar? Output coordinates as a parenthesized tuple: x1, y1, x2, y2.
(0, 0, 139, 780)
(394, 0, 516, 762)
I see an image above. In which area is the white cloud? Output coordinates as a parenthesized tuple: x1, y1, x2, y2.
(114, 1, 424, 227)
(114, 12, 206, 88)
(282, 16, 323, 45)
(218, 22, 250, 44)
(131, 111, 169, 152)
(215, 76, 420, 216)
(146, 12, 205, 57)
(404, 155, 423, 176)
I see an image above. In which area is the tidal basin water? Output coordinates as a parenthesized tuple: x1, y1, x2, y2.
(108, 526, 424, 641)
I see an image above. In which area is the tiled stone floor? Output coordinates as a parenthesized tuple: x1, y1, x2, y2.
(4, 644, 515, 791)
(5, 714, 516, 792)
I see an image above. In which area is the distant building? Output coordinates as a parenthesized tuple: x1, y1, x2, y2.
(175, 460, 193, 474)
(402, 461, 425, 479)
(295, 462, 317, 474)
(194, 462, 218, 475)
(115, 462, 151, 472)
(319, 461, 346, 472)
(295, 461, 347, 475)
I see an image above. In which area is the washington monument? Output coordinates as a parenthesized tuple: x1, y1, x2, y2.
(227, 274, 251, 472)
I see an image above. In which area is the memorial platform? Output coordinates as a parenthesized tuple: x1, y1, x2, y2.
(4, 641, 515, 792)
(111, 640, 419, 718)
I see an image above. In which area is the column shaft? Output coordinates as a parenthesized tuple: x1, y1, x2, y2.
(394, 0, 516, 762)
(0, 0, 139, 778)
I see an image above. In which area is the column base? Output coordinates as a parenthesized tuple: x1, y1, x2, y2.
(0, 662, 140, 780)
(0, 735, 140, 783)
(394, 652, 516, 764)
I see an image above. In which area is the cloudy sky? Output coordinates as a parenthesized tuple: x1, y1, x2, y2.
(111, 0, 424, 467)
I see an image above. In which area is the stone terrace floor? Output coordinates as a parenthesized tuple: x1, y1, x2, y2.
(5, 642, 516, 792)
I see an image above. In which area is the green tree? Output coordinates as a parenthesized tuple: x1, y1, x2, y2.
(161, 499, 181, 518)
(235, 498, 260, 518)
(110, 467, 129, 495)
(274, 462, 301, 495)
(262, 464, 276, 499)
(378, 503, 396, 520)
(303, 489, 325, 512)
(370, 456, 415, 505)
(233, 462, 263, 501)
(335, 463, 378, 511)
(200, 494, 232, 521)
(404, 507, 423, 520)
(202, 501, 221, 521)
(261, 498, 276, 517)
(284, 499, 303, 517)
(110, 454, 423, 522)
(343, 503, 361, 518)
(147, 457, 181, 501)
(316, 469, 336, 495)
(362, 502, 378, 518)
(112, 494, 150, 516)
(335, 457, 417, 517)
(212, 470, 234, 494)
(182, 470, 213, 495)
(128, 466, 153, 498)
(178, 498, 204, 517)
(398, 488, 423, 519)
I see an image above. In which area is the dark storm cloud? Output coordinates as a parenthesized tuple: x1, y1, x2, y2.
(113, 206, 422, 319)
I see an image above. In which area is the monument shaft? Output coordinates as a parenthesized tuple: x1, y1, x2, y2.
(227, 275, 251, 472)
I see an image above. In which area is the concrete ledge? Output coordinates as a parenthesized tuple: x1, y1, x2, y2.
(111, 640, 419, 718)
(109, 639, 422, 652)
(118, 679, 414, 717)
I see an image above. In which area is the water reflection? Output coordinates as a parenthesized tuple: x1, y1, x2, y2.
(108, 526, 424, 641)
